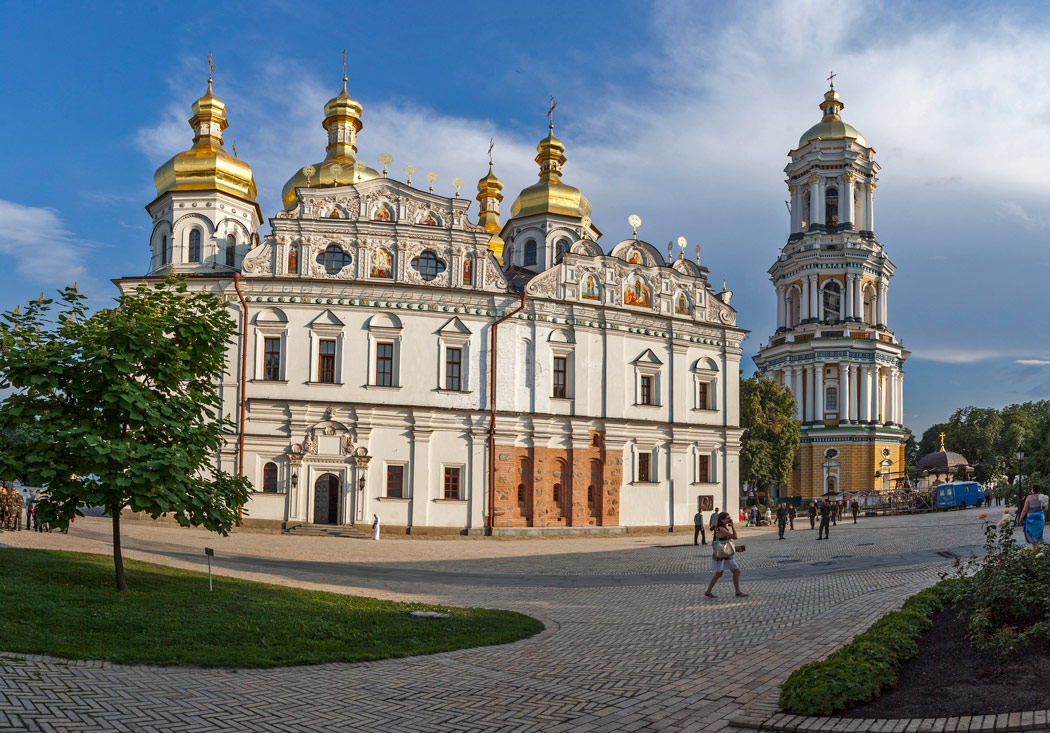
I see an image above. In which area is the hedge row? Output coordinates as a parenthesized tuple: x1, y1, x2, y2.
(778, 580, 957, 716)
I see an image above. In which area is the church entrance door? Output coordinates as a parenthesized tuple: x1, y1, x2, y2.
(313, 473, 340, 525)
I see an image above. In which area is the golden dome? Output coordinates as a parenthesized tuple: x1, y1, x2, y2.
(798, 87, 867, 148)
(476, 162, 504, 234)
(509, 126, 592, 220)
(281, 75, 380, 209)
(153, 80, 258, 202)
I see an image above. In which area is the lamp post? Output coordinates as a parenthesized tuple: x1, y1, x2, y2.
(1016, 448, 1025, 525)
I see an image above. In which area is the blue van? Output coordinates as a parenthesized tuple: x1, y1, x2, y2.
(936, 481, 983, 510)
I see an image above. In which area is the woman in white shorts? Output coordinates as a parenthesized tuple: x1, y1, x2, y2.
(705, 512, 748, 598)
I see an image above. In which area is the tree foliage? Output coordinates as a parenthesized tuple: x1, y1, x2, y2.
(0, 278, 251, 591)
(740, 373, 801, 494)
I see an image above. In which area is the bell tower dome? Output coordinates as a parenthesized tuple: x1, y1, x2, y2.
(753, 80, 910, 501)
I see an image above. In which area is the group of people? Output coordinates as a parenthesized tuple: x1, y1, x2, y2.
(0, 484, 51, 532)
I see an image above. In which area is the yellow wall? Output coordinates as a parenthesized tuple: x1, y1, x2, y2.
(787, 437, 906, 498)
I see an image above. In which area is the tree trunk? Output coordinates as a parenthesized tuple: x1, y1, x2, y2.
(111, 506, 128, 592)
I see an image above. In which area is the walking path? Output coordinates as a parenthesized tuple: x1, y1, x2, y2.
(0, 510, 996, 732)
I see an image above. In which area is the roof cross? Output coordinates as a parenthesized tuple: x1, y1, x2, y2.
(342, 49, 347, 82)
(939, 431, 946, 452)
(208, 52, 213, 84)
(827, 70, 836, 88)
(547, 96, 556, 129)
(488, 138, 494, 165)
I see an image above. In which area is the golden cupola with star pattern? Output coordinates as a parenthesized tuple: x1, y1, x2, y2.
(153, 79, 258, 206)
(281, 74, 381, 209)
(476, 161, 505, 264)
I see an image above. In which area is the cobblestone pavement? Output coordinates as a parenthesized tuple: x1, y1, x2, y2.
(0, 509, 1001, 732)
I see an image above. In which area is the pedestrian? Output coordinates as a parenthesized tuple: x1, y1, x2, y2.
(705, 512, 747, 598)
(1019, 485, 1045, 546)
(831, 500, 837, 526)
(808, 500, 817, 529)
(693, 507, 707, 546)
(371, 512, 380, 540)
(763, 506, 772, 526)
(710, 506, 720, 539)
(750, 505, 759, 526)
(817, 499, 831, 540)
(24, 488, 34, 530)
(776, 503, 788, 539)
(7, 487, 23, 532)
(850, 499, 859, 524)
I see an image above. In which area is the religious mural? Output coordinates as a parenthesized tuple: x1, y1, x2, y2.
(675, 291, 692, 315)
(623, 274, 651, 308)
(582, 274, 600, 300)
(628, 250, 643, 264)
(373, 205, 391, 222)
(287, 244, 298, 274)
(371, 248, 392, 278)
(462, 255, 473, 286)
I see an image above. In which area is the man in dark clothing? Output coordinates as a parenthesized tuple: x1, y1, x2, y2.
(831, 501, 837, 526)
(808, 501, 817, 529)
(850, 499, 860, 524)
(788, 504, 796, 530)
(693, 509, 706, 546)
(776, 504, 788, 539)
(817, 500, 831, 540)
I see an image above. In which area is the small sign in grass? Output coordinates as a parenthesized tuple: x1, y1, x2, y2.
(0, 549, 543, 668)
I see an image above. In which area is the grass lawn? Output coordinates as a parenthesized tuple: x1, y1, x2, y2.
(0, 548, 543, 667)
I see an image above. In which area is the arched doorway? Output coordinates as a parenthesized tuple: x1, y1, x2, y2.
(314, 473, 340, 525)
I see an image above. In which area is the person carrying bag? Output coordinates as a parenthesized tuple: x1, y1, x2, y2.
(705, 512, 747, 598)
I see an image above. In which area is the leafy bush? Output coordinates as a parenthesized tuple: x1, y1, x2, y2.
(778, 582, 954, 715)
(947, 519, 1050, 667)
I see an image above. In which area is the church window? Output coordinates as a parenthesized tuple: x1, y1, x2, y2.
(411, 251, 446, 281)
(160, 235, 168, 266)
(555, 238, 570, 262)
(587, 485, 595, 505)
(637, 451, 653, 482)
(262, 462, 279, 493)
(443, 467, 461, 499)
(517, 483, 525, 503)
(697, 381, 709, 410)
(445, 347, 462, 391)
(863, 285, 876, 325)
(263, 337, 281, 381)
(375, 342, 394, 387)
(317, 245, 352, 275)
(189, 229, 201, 263)
(553, 483, 561, 503)
(825, 187, 839, 227)
(697, 454, 710, 483)
(826, 385, 839, 412)
(386, 465, 404, 498)
(822, 280, 841, 323)
(318, 339, 336, 383)
(552, 356, 567, 398)
(640, 375, 654, 405)
(226, 235, 236, 267)
(524, 239, 537, 266)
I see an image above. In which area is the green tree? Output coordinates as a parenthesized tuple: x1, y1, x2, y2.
(740, 373, 801, 499)
(946, 406, 1003, 484)
(0, 278, 251, 591)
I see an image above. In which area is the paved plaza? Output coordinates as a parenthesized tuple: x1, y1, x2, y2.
(0, 510, 998, 732)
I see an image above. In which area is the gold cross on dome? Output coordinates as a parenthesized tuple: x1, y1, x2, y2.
(208, 52, 213, 84)
(827, 70, 836, 88)
(488, 138, 494, 165)
(939, 431, 946, 451)
(547, 96, 557, 129)
(342, 49, 347, 81)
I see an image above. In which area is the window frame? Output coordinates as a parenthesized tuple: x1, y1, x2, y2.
(552, 355, 568, 399)
(225, 234, 236, 267)
(188, 229, 202, 263)
(160, 234, 168, 266)
(385, 464, 405, 498)
(640, 375, 654, 405)
(445, 346, 463, 391)
(412, 250, 447, 281)
(317, 244, 352, 275)
(318, 339, 337, 384)
(262, 462, 279, 493)
(637, 450, 655, 483)
(375, 342, 395, 387)
(523, 239, 537, 266)
(443, 466, 462, 500)
(263, 337, 282, 381)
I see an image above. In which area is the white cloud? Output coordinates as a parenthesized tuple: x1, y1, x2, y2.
(1017, 359, 1050, 366)
(0, 200, 88, 285)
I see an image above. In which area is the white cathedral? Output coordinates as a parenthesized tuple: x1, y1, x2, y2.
(119, 71, 745, 534)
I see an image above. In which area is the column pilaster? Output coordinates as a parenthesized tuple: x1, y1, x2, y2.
(814, 363, 824, 426)
(801, 277, 811, 322)
(840, 363, 851, 425)
(809, 175, 820, 229)
(809, 275, 819, 322)
(860, 366, 871, 423)
(776, 285, 786, 330)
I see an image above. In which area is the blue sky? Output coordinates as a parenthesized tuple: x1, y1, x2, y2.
(1, 0, 1048, 439)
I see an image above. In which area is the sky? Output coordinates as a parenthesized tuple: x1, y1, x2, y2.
(1, 0, 1048, 440)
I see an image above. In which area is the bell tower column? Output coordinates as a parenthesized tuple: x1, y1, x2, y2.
(776, 285, 786, 329)
(878, 282, 889, 328)
(844, 172, 855, 227)
(808, 275, 819, 321)
(814, 364, 824, 425)
(792, 367, 803, 421)
(800, 278, 811, 321)
(865, 182, 875, 231)
(845, 274, 855, 320)
(809, 175, 820, 228)
(840, 364, 851, 425)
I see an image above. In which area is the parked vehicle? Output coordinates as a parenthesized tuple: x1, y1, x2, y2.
(936, 481, 983, 510)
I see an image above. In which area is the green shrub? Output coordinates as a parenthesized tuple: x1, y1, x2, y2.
(947, 520, 1050, 668)
(778, 582, 953, 715)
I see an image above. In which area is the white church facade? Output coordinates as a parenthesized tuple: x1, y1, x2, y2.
(118, 71, 745, 534)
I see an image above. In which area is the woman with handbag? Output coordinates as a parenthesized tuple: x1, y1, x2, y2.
(705, 512, 748, 598)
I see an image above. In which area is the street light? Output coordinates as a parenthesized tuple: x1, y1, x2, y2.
(1016, 448, 1025, 525)
(290, 472, 298, 490)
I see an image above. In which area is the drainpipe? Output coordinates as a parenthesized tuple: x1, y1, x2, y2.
(233, 273, 249, 522)
(488, 292, 527, 534)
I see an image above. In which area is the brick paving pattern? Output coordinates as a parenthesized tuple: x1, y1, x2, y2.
(0, 510, 1005, 732)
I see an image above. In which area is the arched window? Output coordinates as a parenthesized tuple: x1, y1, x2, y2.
(262, 462, 278, 493)
(827, 476, 836, 494)
(825, 187, 838, 228)
(524, 239, 537, 266)
(553, 483, 561, 503)
(316, 244, 352, 274)
(160, 234, 168, 266)
(826, 385, 839, 412)
(517, 484, 525, 503)
(188, 229, 201, 263)
(411, 251, 447, 281)
(225, 235, 236, 267)
(802, 190, 811, 230)
(822, 280, 841, 323)
(786, 287, 801, 327)
(863, 285, 876, 325)
(555, 238, 570, 262)
(587, 485, 595, 504)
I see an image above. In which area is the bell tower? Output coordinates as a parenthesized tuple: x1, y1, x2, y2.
(753, 81, 910, 499)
